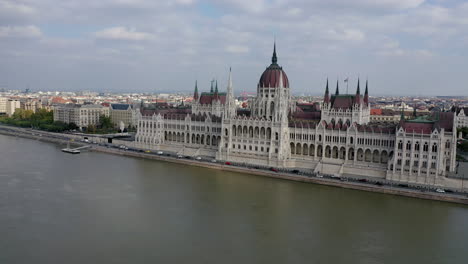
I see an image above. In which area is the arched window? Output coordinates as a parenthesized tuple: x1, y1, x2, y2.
(398, 141, 403, 150)
(423, 142, 429, 152)
(415, 141, 420, 151)
(270, 101, 275, 118)
(432, 143, 438, 153)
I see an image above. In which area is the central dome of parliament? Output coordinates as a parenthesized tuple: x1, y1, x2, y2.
(258, 43, 289, 88)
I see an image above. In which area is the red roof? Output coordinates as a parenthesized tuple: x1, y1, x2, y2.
(258, 66, 289, 88)
(51, 96, 70, 104)
(402, 122, 433, 134)
(436, 112, 454, 131)
(330, 95, 363, 109)
(199, 94, 226, 105)
(371, 109, 382, 115)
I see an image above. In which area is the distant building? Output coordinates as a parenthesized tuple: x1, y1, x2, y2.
(453, 107, 468, 128)
(21, 99, 42, 113)
(109, 104, 136, 129)
(6, 99, 20, 117)
(0, 97, 6, 114)
(370, 109, 400, 123)
(370, 109, 429, 123)
(53, 104, 109, 129)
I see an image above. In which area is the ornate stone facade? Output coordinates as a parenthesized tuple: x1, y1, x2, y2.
(135, 45, 461, 189)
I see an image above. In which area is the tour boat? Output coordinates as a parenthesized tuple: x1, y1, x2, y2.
(62, 142, 80, 154)
(61, 148, 80, 154)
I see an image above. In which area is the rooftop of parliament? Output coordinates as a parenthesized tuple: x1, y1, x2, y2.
(135, 44, 463, 190)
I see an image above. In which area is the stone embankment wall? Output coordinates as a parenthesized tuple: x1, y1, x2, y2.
(1, 124, 468, 205)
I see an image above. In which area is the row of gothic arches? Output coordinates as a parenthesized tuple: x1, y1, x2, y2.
(397, 140, 439, 152)
(290, 142, 392, 164)
(232, 125, 273, 140)
(165, 131, 221, 146)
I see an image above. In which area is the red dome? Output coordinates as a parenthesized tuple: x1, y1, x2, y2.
(258, 65, 289, 88)
(258, 43, 289, 88)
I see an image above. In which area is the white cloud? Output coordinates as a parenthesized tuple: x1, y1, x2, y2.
(286, 7, 302, 17)
(0, 0, 467, 95)
(323, 28, 365, 42)
(93, 27, 154, 41)
(225, 44, 249, 53)
(0, 0, 36, 15)
(0, 25, 42, 38)
(355, 0, 425, 9)
(174, 0, 195, 5)
(216, 0, 267, 13)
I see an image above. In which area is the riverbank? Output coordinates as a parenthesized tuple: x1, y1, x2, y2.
(1, 124, 468, 205)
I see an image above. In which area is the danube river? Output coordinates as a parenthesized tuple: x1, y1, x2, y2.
(1, 134, 468, 264)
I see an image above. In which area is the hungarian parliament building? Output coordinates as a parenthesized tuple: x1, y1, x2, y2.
(135, 45, 461, 189)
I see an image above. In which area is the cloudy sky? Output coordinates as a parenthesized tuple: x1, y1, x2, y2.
(1, 0, 467, 96)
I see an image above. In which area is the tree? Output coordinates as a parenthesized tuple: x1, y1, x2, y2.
(12, 109, 33, 120)
(458, 127, 468, 138)
(99, 115, 113, 129)
(87, 124, 97, 133)
(459, 141, 468, 152)
(68, 122, 78, 130)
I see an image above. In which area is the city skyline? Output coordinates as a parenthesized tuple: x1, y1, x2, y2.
(1, 0, 468, 95)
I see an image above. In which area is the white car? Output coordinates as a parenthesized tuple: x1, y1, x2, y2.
(157, 151, 164, 155)
(316, 174, 323, 178)
(211, 159, 217, 163)
(177, 155, 183, 158)
(435, 188, 445, 193)
(195, 156, 202, 160)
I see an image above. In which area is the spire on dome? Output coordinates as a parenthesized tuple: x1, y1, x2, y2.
(324, 78, 330, 103)
(364, 79, 369, 105)
(193, 80, 199, 100)
(272, 40, 278, 64)
(335, 79, 339, 95)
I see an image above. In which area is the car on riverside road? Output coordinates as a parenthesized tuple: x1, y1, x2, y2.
(436, 188, 445, 193)
(157, 151, 163, 155)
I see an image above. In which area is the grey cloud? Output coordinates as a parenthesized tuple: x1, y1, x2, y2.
(0, 0, 467, 96)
